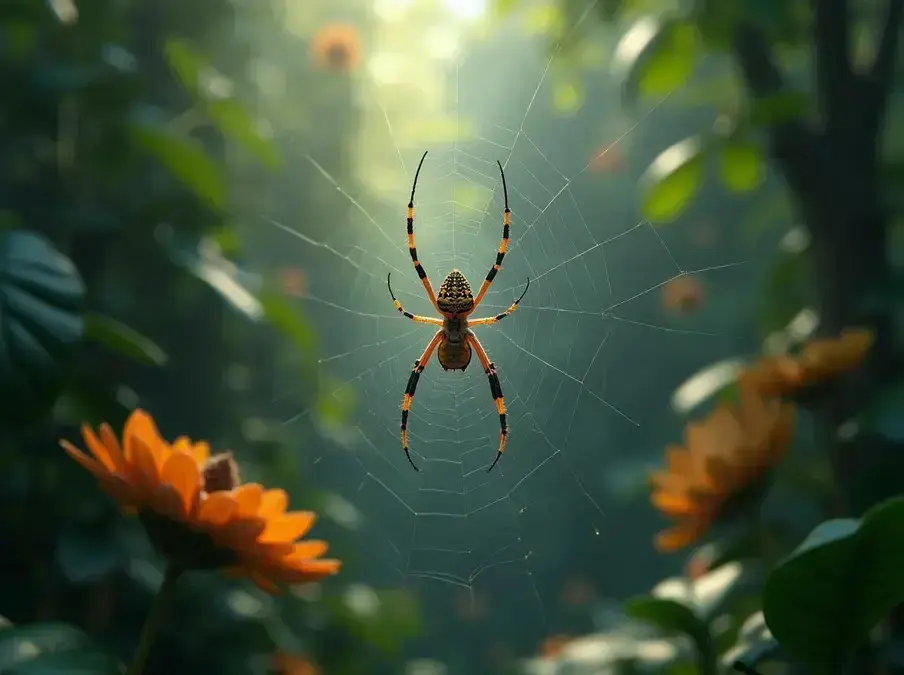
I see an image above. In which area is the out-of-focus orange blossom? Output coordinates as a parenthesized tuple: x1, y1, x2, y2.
(310, 23, 362, 72)
(280, 267, 307, 298)
(273, 653, 319, 675)
(739, 327, 875, 398)
(661, 274, 704, 315)
(650, 383, 795, 552)
(60, 409, 341, 592)
(538, 635, 573, 660)
(589, 144, 623, 172)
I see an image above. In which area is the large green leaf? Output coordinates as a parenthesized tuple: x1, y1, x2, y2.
(624, 596, 716, 675)
(0, 622, 118, 674)
(763, 497, 904, 668)
(0, 230, 85, 425)
(131, 123, 224, 210)
(83, 312, 167, 366)
(207, 100, 281, 169)
(615, 16, 700, 103)
(641, 136, 706, 222)
(718, 137, 765, 192)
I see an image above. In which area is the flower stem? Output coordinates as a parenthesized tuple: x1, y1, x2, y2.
(126, 565, 184, 675)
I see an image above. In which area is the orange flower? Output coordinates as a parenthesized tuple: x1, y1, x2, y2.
(280, 267, 307, 298)
(737, 355, 805, 398)
(650, 384, 795, 552)
(798, 327, 874, 382)
(273, 654, 319, 675)
(661, 274, 704, 315)
(61, 409, 341, 592)
(310, 23, 362, 72)
(739, 327, 874, 398)
(589, 144, 623, 173)
(538, 635, 572, 660)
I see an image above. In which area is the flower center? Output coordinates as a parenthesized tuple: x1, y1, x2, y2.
(202, 452, 240, 493)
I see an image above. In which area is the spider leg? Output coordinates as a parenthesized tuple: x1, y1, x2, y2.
(407, 151, 442, 313)
(387, 273, 443, 325)
(401, 330, 444, 471)
(469, 278, 530, 326)
(466, 333, 507, 472)
(468, 160, 511, 314)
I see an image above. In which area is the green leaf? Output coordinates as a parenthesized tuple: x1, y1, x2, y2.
(207, 100, 281, 169)
(624, 596, 715, 670)
(260, 291, 318, 354)
(83, 313, 167, 366)
(0, 623, 103, 672)
(4, 650, 122, 674)
(616, 16, 700, 103)
(0, 230, 85, 426)
(641, 136, 706, 223)
(730, 635, 783, 673)
(763, 497, 904, 667)
(131, 123, 224, 210)
(163, 38, 206, 93)
(625, 596, 703, 635)
(552, 80, 584, 114)
(719, 137, 765, 192)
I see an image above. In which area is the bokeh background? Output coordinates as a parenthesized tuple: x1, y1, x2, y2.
(1, 0, 901, 673)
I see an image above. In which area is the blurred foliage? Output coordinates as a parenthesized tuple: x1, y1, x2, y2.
(0, 0, 419, 673)
(497, 0, 904, 673)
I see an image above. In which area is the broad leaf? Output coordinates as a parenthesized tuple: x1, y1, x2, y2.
(0, 230, 85, 425)
(0, 622, 116, 673)
(83, 313, 167, 366)
(615, 16, 700, 103)
(207, 99, 281, 169)
(624, 596, 716, 673)
(131, 123, 224, 210)
(718, 137, 765, 192)
(763, 498, 904, 667)
(641, 136, 706, 223)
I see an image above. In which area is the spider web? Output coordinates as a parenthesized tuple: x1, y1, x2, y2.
(252, 0, 747, 662)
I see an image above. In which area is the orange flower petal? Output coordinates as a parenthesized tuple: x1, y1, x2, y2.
(98, 423, 127, 472)
(161, 451, 202, 518)
(61, 440, 110, 480)
(286, 540, 328, 561)
(123, 409, 162, 461)
(233, 483, 264, 517)
(97, 473, 137, 506)
(80, 425, 118, 472)
(212, 518, 267, 548)
(654, 520, 708, 552)
(260, 489, 289, 517)
(261, 511, 316, 543)
(151, 483, 184, 519)
(131, 437, 162, 492)
(190, 441, 210, 465)
(651, 491, 703, 517)
(275, 559, 341, 583)
(198, 491, 238, 526)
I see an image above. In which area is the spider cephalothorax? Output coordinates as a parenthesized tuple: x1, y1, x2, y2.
(437, 269, 475, 315)
(386, 151, 530, 474)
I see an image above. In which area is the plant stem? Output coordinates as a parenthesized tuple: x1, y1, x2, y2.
(126, 565, 184, 675)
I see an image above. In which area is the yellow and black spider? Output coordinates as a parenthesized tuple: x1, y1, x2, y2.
(388, 151, 530, 473)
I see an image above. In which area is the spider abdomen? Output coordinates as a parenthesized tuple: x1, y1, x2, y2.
(437, 338, 472, 371)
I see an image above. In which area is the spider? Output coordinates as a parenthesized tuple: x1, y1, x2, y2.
(388, 151, 530, 473)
